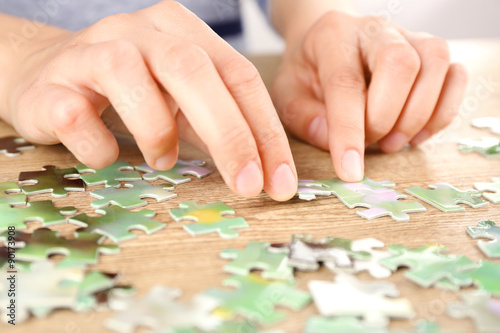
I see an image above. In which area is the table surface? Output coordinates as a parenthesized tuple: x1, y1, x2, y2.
(2, 39, 500, 333)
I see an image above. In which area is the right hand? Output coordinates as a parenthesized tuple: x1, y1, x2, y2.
(1, 1, 297, 201)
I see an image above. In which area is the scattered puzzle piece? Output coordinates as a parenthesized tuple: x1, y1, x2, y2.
(0, 181, 26, 206)
(106, 285, 221, 333)
(472, 117, 500, 135)
(305, 316, 389, 333)
(467, 220, 500, 258)
(19, 165, 84, 198)
(169, 321, 284, 333)
(170, 201, 248, 239)
(70, 206, 164, 243)
(270, 234, 369, 271)
(474, 178, 500, 203)
(0, 136, 34, 157)
(203, 274, 310, 325)
(467, 261, 500, 296)
(380, 244, 478, 289)
(135, 159, 212, 185)
(458, 137, 500, 157)
(406, 183, 488, 212)
(308, 274, 415, 328)
(0, 228, 120, 264)
(328, 238, 392, 279)
(447, 290, 500, 333)
(76, 161, 142, 188)
(90, 180, 176, 209)
(0, 200, 77, 232)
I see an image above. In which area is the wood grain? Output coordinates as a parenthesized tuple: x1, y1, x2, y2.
(2, 40, 500, 332)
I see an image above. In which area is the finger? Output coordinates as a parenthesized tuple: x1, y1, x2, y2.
(364, 27, 421, 145)
(311, 14, 367, 182)
(37, 84, 119, 167)
(410, 63, 468, 145)
(57, 40, 179, 171)
(378, 32, 450, 153)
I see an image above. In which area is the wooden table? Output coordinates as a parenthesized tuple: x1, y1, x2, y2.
(2, 39, 500, 333)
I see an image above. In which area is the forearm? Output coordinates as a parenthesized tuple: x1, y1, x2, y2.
(269, 0, 357, 46)
(0, 13, 69, 121)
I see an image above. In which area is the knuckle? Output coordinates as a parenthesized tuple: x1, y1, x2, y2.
(95, 40, 142, 74)
(337, 122, 365, 139)
(139, 124, 176, 149)
(325, 68, 366, 94)
(450, 63, 469, 85)
(52, 95, 90, 131)
(381, 42, 421, 74)
(84, 13, 135, 39)
(163, 42, 212, 80)
(221, 57, 261, 91)
(419, 37, 450, 64)
(368, 122, 393, 140)
(218, 125, 254, 153)
(255, 127, 284, 150)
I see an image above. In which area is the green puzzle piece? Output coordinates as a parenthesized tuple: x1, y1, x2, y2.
(90, 180, 176, 209)
(70, 205, 165, 243)
(467, 261, 500, 296)
(380, 244, 478, 289)
(458, 137, 500, 157)
(0, 228, 120, 264)
(0, 200, 77, 232)
(305, 316, 389, 333)
(448, 290, 500, 333)
(135, 159, 212, 185)
(76, 161, 142, 188)
(170, 201, 248, 239)
(203, 274, 310, 325)
(220, 241, 294, 280)
(170, 321, 284, 333)
(406, 183, 488, 212)
(19, 165, 84, 198)
(467, 220, 500, 258)
(474, 177, 500, 203)
(0, 181, 26, 205)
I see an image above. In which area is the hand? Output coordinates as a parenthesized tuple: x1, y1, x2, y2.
(272, 10, 468, 181)
(1, 1, 297, 201)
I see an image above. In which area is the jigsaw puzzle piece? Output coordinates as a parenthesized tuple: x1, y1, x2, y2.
(220, 241, 294, 280)
(472, 117, 500, 135)
(70, 206, 164, 243)
(19, 165, 84, 197)
(308, 274, 415, 328)
(0, 200, 77, 232)
(467, 261, 500, 296)
(406, 183, 488, 212)
(169, 321, 284, 333)
(0, 228, 120, 264)
(0, 136, 34, 157)
(467, 220, 500, 258)
(170, 201, 248, 239)
(90, 180, 176, 209)
(76, 161, 142, 188)
(0, 181, 26, 206)
(135, 159, 212, 185)
(270, 234, 369, 271)
(105, 285, 221, 333)
(458, 137, 500, 157)
(447, 290, 500, 333)
(305, 316, 389, 333)
(474, 178, 500, 203)
(203, 274, 310, 325)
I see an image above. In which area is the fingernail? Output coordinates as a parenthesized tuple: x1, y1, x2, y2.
(236, 161, 263, 197)
(271, 164, 297, 201)
(341, 149, 363, 182)
(382, 131, 408, 152)
(155, 147, 178, 170)
(308, 116, 328, 148)
(410, 129, 431, 146)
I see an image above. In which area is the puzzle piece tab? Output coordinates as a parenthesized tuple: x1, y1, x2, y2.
(467, 220, 500, 258)
(467, 261, 500, 296)
(447, 290, 500, 333)
(220, 241, 293, 280)
(135, 159, 212, 185)
(380, 244, 478, 289)
(0, 136, 34, 157)
(0, 228, 120, 264)
(70, 206, 164, 243)
(0, 200, 76, 232)
(170, 201, 248, 239)
(76, 161, 141, 188)
(90, 180, 176, 209)
(472, 117, 500, 135)
(406, 183, 488, 212)
(19, 165, 84, 197)
(106, 285, 221, 333)
(203, 274, 310, 325)
(475, 177, 500, 203)
(458, 137, 500, 157)
(308, 274, 415, 328)
(0, 181, 26, 206)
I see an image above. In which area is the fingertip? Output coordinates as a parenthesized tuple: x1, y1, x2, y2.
(235, 161, 263, 198)
(150, 145, 178, 171)
(267, 163, 298, 202)
(338, 149, 364, 183)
